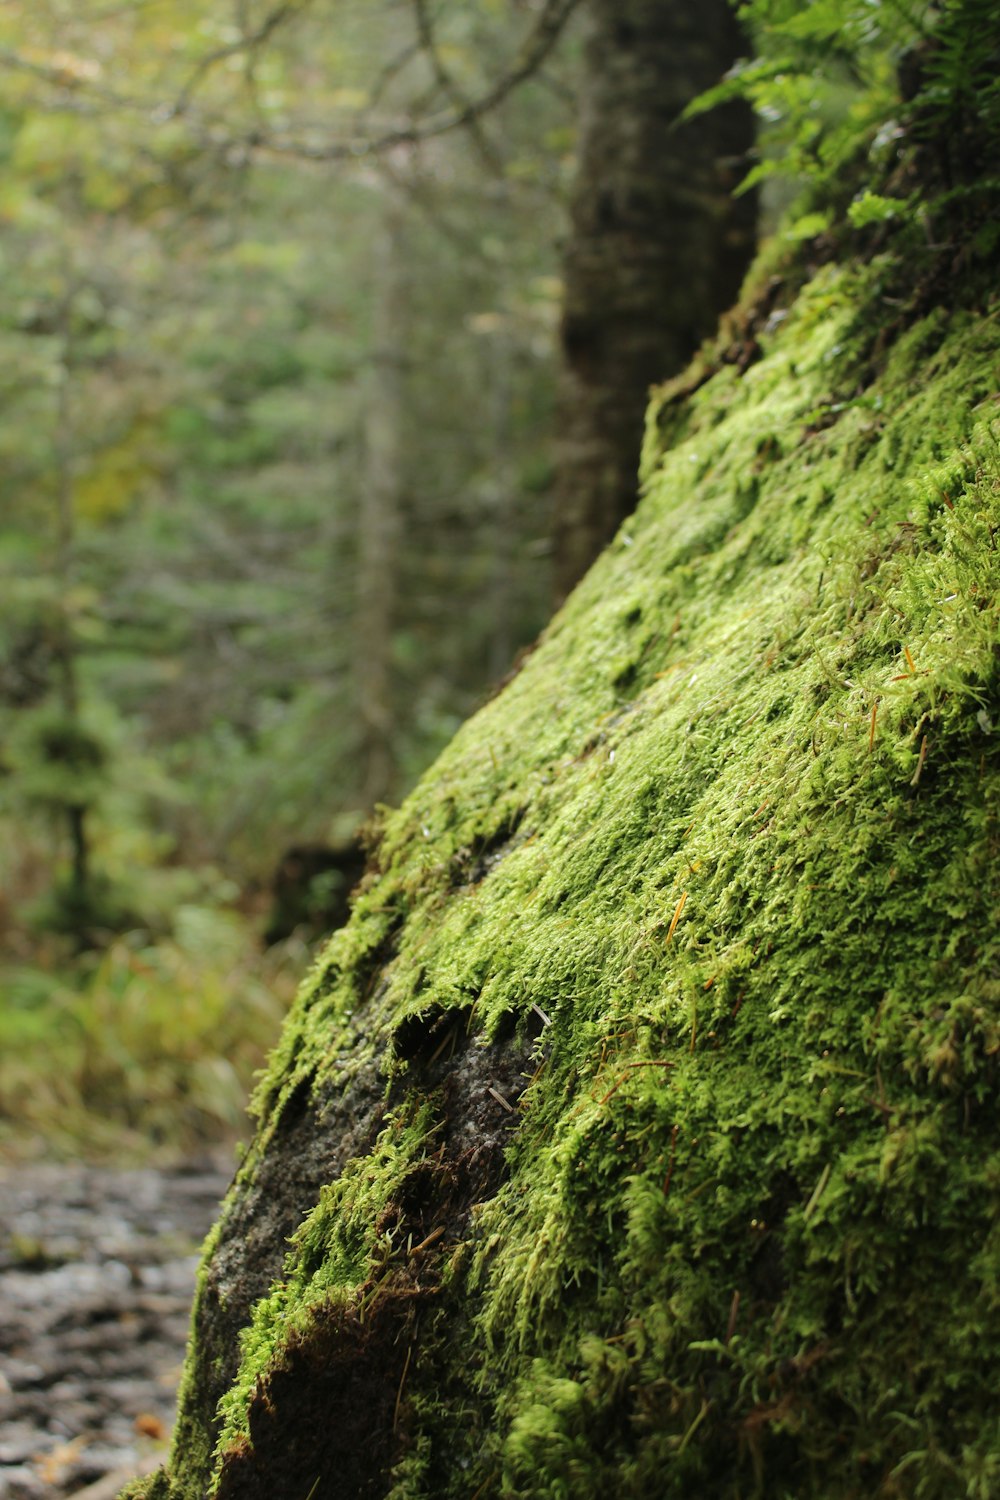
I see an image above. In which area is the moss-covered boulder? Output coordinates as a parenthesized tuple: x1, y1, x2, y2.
(138, 229, 1000, 1499)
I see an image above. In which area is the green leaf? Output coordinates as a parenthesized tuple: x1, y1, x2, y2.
(847, 190, 907, 228)
(783, 210, 833, 242)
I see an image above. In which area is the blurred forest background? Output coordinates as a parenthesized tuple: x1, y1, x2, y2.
(0, 0, 886, 1157)
(0, 0, 590, 1155)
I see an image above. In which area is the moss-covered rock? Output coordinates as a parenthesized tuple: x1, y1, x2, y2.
(144, 236, 1000, 1499)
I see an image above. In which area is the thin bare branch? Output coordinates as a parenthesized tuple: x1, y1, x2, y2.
(0, 0, 583, 171)
(172, 1, 309, 116)
(0, 45, 134, 109)
(412, 0, 503, 172)
(364, 39, 422, 115)
(258, 0, 583, 162)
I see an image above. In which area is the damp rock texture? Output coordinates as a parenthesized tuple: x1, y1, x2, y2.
(140, 238, 1000, 1498)
(0, 1159, 229, 1500)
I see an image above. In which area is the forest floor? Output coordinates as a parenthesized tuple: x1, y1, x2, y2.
(0, 1154, 233, 1499)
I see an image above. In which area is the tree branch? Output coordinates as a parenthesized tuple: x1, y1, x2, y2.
(256, 0, 583, 162)
(171, 1, 310, 117)
(411, 0, 503, 171)
(363, 38, 423, 116)
(0, 0, 583, 168)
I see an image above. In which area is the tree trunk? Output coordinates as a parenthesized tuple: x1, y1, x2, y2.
(146, 247, 1000, 1500)
(552, 0, 756, 602)
(486, 332, 516, 682)
(136, 20, 1000, 1498)
(356, 189, 406, 808)
(54, 309, 93, 917)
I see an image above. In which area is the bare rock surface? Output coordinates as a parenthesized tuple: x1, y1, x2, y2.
(0, 1156, 232, 1499)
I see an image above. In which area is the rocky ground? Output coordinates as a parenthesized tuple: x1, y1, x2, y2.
(0, 1156, 233, 1499)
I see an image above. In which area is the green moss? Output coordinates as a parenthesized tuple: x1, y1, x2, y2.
(162, 252, 1000, 1498)
(119, 1472, 170, 1500)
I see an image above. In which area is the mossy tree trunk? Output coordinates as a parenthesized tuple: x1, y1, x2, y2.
(552, 0, 756, 602)
(140, 227, 1000, 1496)
(135, 19, 1000, 1497)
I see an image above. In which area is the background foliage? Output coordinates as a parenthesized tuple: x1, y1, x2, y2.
(0, 0, 577, 1152)
(2, 0, 994, 1155)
